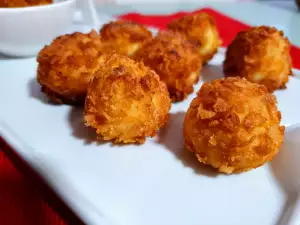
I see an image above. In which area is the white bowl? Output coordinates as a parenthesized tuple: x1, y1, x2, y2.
(0, 0, 76, 57)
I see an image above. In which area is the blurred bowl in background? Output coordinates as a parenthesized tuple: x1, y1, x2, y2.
(0, 0, 76, 57)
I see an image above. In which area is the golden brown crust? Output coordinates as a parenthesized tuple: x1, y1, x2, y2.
(100, 20, 152, 57)
(224, 26, 293, 92)
(167, 12, 221, 64)
(0, 0, 52, 7)
(37, 30, 105, 105)
(84, 54, 171, 144)
(183, 77, 285, 174)
(40, 86, 85, 105)
(134, 31, 202, 102)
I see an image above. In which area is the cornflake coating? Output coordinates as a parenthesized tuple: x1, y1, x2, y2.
(84, 54, 171, 144)
(100, 20, 152, 57)
(224, 26, 293, 92)
(134, 31, 202, 102)
(0, 0, 52, 7)
(167, 12, 221, 64)
(37, 30, 105, 105)
(183, 77, 285, 174)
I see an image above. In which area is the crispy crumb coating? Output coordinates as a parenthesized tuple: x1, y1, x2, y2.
(100, 20, 152, 57)
(134, 31, 202, 102)
(37, 30, 105, 105)
(224, 26, 293, 92)
(183, 77, 285, 174)
(167, 12, 221, 64)
(84, 54, 171, 144)
(0, 0, 52, 7)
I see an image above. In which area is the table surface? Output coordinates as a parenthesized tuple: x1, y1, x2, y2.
(1, 2, 299, 225)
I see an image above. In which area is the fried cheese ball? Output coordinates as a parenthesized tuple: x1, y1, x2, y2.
(134, 31, 202, 102)
(183, 77, 284, 174)
(100, 20, 152, 57)
(224, 26, 293, 92)
(37, 30, 105, 105)
(84, 54, 171, 144)
(167, 12, 221, 64)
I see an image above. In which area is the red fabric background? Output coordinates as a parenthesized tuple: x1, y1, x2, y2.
(0, 142, 68, 225)
(1, 8, 299, 225)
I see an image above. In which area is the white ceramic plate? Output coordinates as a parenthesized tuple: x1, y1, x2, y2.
(1, 50, 300, 225)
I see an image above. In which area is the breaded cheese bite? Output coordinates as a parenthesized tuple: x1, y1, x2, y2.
(37, 30, 105, 105)
(134, 31, 202, 102)
(167, 12, 221, 64)
(184, 77, 284, 174)
(100, 20, 152, 57)
(84, 54, 171, 144)
(224, 26, 292, 92)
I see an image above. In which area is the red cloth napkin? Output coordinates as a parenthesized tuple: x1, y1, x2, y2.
(1, 7, 299, 225)
(0, 150, 67, 225)
(119, 8, 300, 70)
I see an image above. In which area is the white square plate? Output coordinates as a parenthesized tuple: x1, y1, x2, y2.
(1, 50, 300, 225)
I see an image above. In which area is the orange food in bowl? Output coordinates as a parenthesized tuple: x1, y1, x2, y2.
(0, 0, 52, 8)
